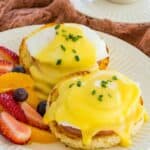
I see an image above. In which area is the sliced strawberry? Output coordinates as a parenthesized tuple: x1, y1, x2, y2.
(21, 102, 49, 130)
(0, 46, 19, 65)
(0, 70, 7, 75)
(0, 60, 14, 75)
(0, 91, 27, 123)
(0, 112, 31, 144)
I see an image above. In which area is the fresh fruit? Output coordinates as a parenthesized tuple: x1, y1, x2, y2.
(0, 72, 34, 93)
(13, 88, 28, 102)
(0, 46, 19, 64)
(0, 60, 14, 75)
(30, 126, 58, 143)
(26, 88, 41, 109)
(0, 72, 40, 108)
(0, 70, 7, 75)
(0, 91, 27, 123)
(12, 65, 26, 73)
(0, 112, 31, 144)
(21, 102, 48, 130)
(37, 100, 47, 116)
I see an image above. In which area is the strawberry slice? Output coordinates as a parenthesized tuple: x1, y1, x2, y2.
(0, 60, 14, 75)
(21, 102, 49, 130)
(0, 112, 31, 144)
(0, 46, 19, 65)
(0, 91, 27, 123)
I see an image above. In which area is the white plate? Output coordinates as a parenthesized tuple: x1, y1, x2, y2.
(0, 25, 150, 150)
(70, 0, 150, 23)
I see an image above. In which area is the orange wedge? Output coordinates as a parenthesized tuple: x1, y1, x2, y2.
(29, 126, 58, 143)
(0, 72, 34, 93)
(0, 72, 41, 108)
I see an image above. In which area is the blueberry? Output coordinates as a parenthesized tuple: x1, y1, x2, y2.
(13, 88, 28, 102)
(37, 100, 47, 116)
(12, 66, 26, 73)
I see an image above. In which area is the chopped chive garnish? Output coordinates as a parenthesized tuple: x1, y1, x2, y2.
(101, 80, 108, 88)
(77, 81, 82, 87)
(60, 44, 66, 51)
(72, 49, 77, 53)
(62, 29, 66, 32)
(55, 24, 60, 30)
(91, 90, 96, 95)
(98, 95, 103, 101)
(67, 34, 82, 42)
(56, 32, 59, 35)
(75, 55, 80, 62)
(107, 80, 112, 82)
(112, 76, 118, 80)
(69, 83, 75, 88)
(56, 59, 62, 65)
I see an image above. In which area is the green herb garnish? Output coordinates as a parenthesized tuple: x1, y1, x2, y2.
(101, 80, 108, 88)
(68, 34, 82, 42)
(77, 81, 82, 87)
(69, 83, 75, 88)
(55, 24, 60, 30)
(62, 29, 66, 32)
(56, 32, 59, 35)
(60, 44, 66, 51)
(98, 95, 103, 101)
(56, 59, 62, 65)
(91, 90, 96, 95)
(72, 49, 77, 53)
(74, 55, 80, 62)
(112, 76, 118, 80)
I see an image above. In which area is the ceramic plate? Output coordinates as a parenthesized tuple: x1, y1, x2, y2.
(0, 25, 150, 150)
(70, 0, 150, 23)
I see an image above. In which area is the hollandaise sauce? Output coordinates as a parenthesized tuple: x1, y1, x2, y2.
(36, 24, 97, 68)
(44, 71, 148, 146)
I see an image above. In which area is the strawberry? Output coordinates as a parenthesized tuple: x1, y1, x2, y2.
(0, 91, 27, 123)
(0, 60, 14, 75)
(21, 102, 49, 130)
(0, 46, 19, 65)
(0, 112, 31, 144)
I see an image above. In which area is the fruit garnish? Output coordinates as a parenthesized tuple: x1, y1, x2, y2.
(0, 91, 27, 123)
(30, 126, 58, 144)
(12, 65, 26, 73)
(0, 112, 31, 145)
(13, 88, 28, 102)
(0, 46, 19, 65)
(21, 102, 49, 130)
(0, 72, 34, 93)
(0, 72, 40, 108)
(0, 60, 14, 75)
(26, 88, 41, 109)
(37, 100, 47, 116)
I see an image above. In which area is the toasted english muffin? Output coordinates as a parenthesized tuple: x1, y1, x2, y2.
(49, 119, 144, 149)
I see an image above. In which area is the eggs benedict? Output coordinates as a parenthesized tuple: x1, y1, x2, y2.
(19, 23, 109, 100)
(44, 70, 148, 149)
(20, 23, 109, 99)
